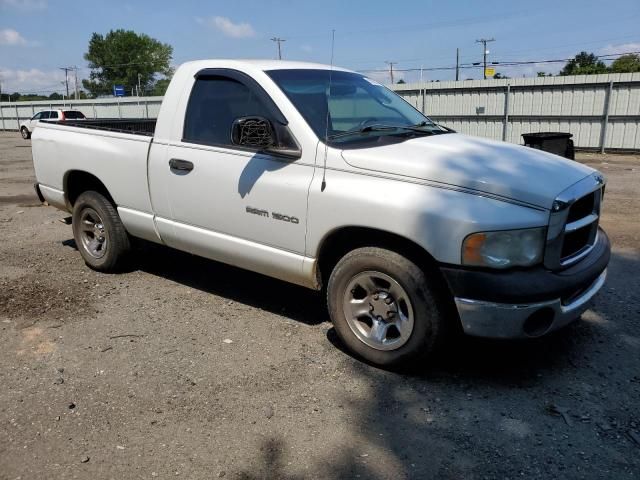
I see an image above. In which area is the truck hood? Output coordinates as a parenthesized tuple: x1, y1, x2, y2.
(340, 133, 595, 209)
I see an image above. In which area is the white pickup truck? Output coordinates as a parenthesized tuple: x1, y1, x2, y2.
(32, 60, 610, 366)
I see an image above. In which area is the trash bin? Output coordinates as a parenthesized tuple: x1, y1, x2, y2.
(522, 132, 575, 160)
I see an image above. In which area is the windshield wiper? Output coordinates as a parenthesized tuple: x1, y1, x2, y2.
(413, 121, 454, 134)
(328, 123, 439, 140)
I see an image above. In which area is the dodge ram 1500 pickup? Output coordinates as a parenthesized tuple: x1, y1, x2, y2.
(31, 60, 610, 366)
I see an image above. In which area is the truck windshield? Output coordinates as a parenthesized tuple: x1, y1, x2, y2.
(266, 69, 444, 145)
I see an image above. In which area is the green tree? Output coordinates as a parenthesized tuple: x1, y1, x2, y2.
(48, 92, 63, 100)
(82, 29, 173, 97)
(149, 78, 171, 96)
(560, 51, 608, 76)
(15, 94, 49, 101)
(609, 54, 640, 73)
(537, 71, 552, 77)
(396, 78, 406, 84)
(493, 72, 509, 79)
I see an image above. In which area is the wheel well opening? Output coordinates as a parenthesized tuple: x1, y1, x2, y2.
(65, 171, 115, 207)
(317, 227, 440, 288)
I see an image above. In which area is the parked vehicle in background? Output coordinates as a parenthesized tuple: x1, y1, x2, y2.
(30, 60, 610, 367)
(20, 110, 86, 139)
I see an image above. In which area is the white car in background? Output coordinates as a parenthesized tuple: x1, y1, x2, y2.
(20, 109, 86, 139)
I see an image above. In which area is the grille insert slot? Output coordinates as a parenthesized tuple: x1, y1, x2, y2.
(544, 175, 604, 271)
(561, 224, 592, 259)
(566, 192, 595, 223)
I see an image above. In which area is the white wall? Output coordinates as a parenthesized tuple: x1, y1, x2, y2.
(0, 96, 163, 131)
(392, 72, 640, 151)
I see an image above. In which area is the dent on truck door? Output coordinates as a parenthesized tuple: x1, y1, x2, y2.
(152, 74, 314, 275)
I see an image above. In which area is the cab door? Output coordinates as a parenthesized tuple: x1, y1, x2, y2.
(150, 71, 315, 280)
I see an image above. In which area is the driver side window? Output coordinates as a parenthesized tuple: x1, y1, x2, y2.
(183, 76, 271, 147)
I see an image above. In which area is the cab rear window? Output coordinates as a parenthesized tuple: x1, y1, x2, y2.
(63, 111, 86, 119)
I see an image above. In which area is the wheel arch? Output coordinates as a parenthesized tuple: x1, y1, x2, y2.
(316, 226, 443, 289)
(64, 170, 116, 209)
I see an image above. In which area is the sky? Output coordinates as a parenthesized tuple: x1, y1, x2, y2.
(1, 0, 639, 94)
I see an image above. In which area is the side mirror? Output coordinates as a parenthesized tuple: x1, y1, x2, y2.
(231, 116, 275, 149)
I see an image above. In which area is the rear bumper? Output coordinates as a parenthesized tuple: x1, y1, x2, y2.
(441, 228, 610, 339)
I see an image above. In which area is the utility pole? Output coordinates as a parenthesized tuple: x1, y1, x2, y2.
(419, 65, 426, 113)
(60, 81, 66, 106)
(137, 73, 142, 97)
(385, 61, 397, 85)
(476, 38, 495, 79)
(73, 66, 79, 100)
(455, 48, 460, 81)
(270, 37, 286, 60)
(59, 67, 72, 98)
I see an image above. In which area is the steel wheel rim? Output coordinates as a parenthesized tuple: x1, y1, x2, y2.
(342, 270, 415, 351)
(21, 129, 28, 139)
(79, 207, 108, 259)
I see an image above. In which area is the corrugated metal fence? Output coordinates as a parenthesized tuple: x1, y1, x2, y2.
(0, 96, 163, 131)
(2, 72, 639, 151)
(391, 72, 640, 152)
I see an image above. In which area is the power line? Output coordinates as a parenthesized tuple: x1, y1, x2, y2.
(5, 50, 640, 95)
(357, 50, 640, 74)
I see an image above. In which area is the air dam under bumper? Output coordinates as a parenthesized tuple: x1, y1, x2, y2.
(441, 228, 610, 339)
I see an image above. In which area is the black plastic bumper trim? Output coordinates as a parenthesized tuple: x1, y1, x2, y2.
(440, 228, 610, 304)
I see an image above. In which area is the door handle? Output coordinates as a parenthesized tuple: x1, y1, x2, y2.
(169, 158, 194, 172)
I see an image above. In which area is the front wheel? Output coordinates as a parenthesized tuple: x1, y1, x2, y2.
(21, 127, 30, 140)
(72, 191, 131, 272)
(327, 247, 448, 367)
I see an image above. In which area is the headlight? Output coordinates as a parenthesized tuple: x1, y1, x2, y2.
(462, 227, 546, 269)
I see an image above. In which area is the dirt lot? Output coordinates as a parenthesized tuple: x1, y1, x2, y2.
(0, 131, 639, 480)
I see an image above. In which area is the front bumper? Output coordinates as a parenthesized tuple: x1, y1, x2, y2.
(441, 228, 610, 339)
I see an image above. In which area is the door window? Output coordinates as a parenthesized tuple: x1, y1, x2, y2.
(183, 76, 271, 147)
(49, 111, 59, 119)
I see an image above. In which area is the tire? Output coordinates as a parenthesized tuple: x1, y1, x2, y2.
(327, 247, 447, 367)
(72, 190, 131, 272)
(21, 127, 30, 140)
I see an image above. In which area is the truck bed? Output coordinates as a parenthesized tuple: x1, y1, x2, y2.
(44, 118, 157, 137)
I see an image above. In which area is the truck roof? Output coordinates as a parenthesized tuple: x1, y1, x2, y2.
(178, 59, 354, 73)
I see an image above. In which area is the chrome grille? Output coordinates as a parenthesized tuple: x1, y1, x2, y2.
(544, 173, 605, 270)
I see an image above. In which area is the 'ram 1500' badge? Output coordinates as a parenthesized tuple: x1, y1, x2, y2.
(246, 206, 299, 224)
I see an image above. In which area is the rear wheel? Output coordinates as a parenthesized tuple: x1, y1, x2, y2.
(21, 127, 30, 140)
(327, 247, 447, 367)
(72, 191, 131, 272)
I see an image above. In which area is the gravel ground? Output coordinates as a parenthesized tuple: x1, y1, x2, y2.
(0, 131, 639, 480)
